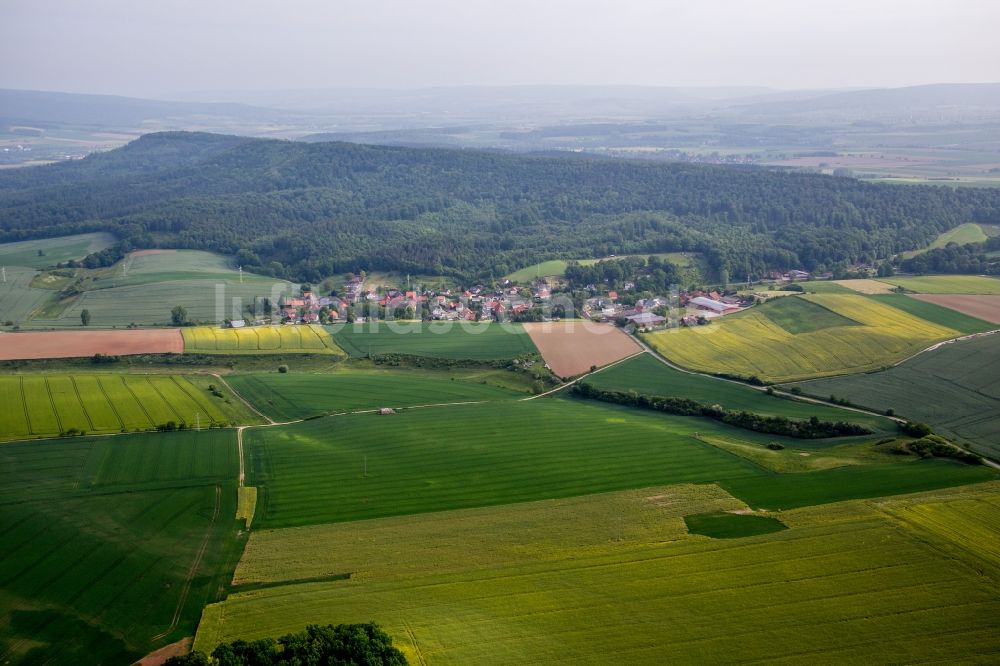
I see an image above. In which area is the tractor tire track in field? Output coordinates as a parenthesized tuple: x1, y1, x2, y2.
(151, 483, 221, 643)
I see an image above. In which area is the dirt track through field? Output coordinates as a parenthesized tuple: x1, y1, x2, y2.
(522, 321, 642, 377)
(911, 294, 1000, 324)
(0, 329, 183, 360)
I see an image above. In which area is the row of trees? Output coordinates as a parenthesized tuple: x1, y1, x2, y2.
(572, 383, 872, 439)
(5, 132, 1000, 283)
(899, 236, 1000, 275)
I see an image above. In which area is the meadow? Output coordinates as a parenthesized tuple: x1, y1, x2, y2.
(648, 293, 959, 382)
(329, 321, 537, 360)
(195, 483, 1000, 664)
(225, 369, 524, 422)
(877, 274, 1000, 294)
(899, 222, 989, 259)
(0, 232, 115, 269)
(757, 294, 860, 333)
(795, 333, 1000, 458)
(0, 373, 256, 440)
(586, 354, 891, 431)
(0, 430, 242, 664)
(182, 324, 344, 356)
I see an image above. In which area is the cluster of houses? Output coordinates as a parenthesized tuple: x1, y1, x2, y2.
(583, 288, 753, 331)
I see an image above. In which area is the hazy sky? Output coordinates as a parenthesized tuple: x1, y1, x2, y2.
(2, 0, 998, 97)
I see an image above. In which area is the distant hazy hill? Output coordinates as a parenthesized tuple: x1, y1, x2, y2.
(2, 131, 999, 282)
(735, 82, 1000, 118)
(0, 89, 286, 129)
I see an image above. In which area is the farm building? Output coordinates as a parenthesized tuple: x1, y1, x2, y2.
(626, 312, 666, 330)
(690, 296, 740, 315)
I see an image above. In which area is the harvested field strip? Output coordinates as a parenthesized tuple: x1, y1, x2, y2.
(196, 485, 1000, 664)
(522, 321, 641, 377)
(0, 328, 184, 360)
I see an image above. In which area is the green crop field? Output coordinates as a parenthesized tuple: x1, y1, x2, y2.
(683, 511, 787, 538)
(586, 354, 891, 430)
(797, 280, 857, 294)
(759, 295, 861, 333)
(899, 222, 989, 259)
(0, 232, 115, 269)
(794, 333, 1000, 458)
(196, 483, 1000, 663)
(0, 430, 241, 664)
(245, 398, 776, 528)
(0, 373, 257, 440)
(98, 250, 270, 288)
(870, 293, 996, 333)
(29, 279, 297, 328)
(225, 369, 524, 421)
(0, 266, 52, 325)
(329, 321, 537, 360)
(877, 274, 1000, 294)
(505, 252, 701, 282)
(182, 324, 344, 356)
(648, 293, 959, 382)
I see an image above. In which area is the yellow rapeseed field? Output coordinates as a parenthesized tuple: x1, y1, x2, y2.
(646, 294, 959, 382)
(181, 324, 344, 355)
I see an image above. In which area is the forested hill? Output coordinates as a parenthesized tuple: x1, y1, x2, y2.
(2, 131, 999, 282)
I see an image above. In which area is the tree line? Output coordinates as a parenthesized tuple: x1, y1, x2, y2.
(572, 382, 872, 439)
(4, 131, 1000, 283)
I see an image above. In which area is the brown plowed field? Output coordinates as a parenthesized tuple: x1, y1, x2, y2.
(0, 328, 184, 360)
(522, 321, 641, 378)
(911, 294, 1000, 325)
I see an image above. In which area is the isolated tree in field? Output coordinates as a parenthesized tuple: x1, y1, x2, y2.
(171, 305, 187, 326)
(80, 309, 91, 326)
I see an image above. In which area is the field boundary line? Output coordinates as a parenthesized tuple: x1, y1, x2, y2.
(522, 350, 645, 400)
(95, 376, 127, 430)
(237, 427, 246, 488)
(70, 376, 96, 431)
(42, 377, 64, 434)
(152, 483, 222, 643)
(212, 373, 274, 425)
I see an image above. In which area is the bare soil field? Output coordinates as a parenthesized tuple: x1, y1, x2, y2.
(834, 279, 895, 294)
(522, 321, 641, 377)
(0, 328, 183, 360)
(911, 294, 1000, 325)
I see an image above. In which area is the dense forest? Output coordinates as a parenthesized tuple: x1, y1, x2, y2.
(899, 237, 1000, 275)
(2, 132, 1000, 282)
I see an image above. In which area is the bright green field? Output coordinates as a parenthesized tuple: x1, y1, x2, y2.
(0, 232, 115, 269)
(0, 374, 256, 440)
(797, 281, 857, 294)
(759, 295, 860, 333)
(329, 322, 537, 360)
(245, 398, 773, 528)
(226, 369, 523, 421)
(196, 483, 1000, 664)
(96, 250, 269, 288)
(870, 293, 996, 333)
(0, 430, 241, 664)
(794, 333, 1000, 458)
(586, 354, 891, 431)
(878, 274, 1000, 294)
(900, 223, 989, 259)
